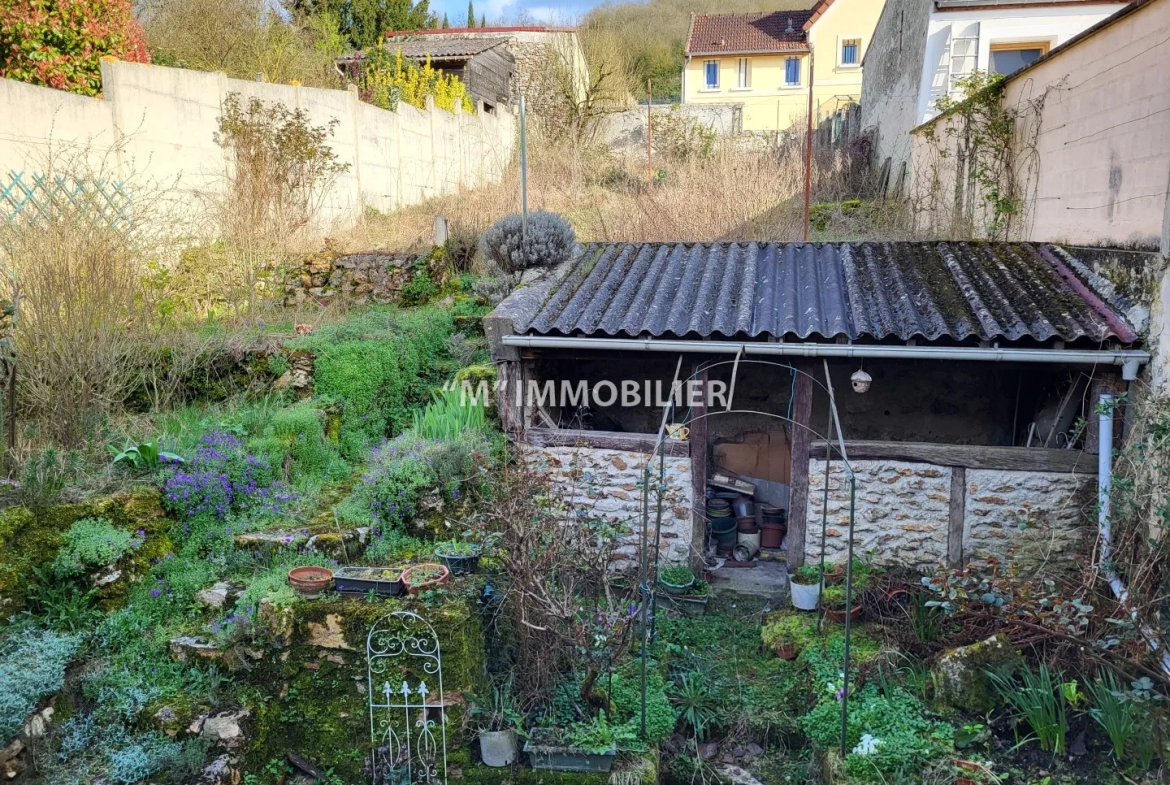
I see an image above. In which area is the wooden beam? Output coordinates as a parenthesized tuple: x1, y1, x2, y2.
(787, 370, 814, 570)
(948, 466, 966, 568)
(523, 428, 690, 457)
(689, 365, 709, 569)
(809, 441, 1095, 474)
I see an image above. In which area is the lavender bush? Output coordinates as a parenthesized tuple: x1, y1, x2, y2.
(162, 431, 293, 519)
(352, 433, 490, 528)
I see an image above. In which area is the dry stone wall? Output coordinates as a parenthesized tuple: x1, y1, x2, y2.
(284, 251, 420, 306)
(524, 445, 693, 569)
(806, 459, 951, 569)
(963, 469, 1093, 565)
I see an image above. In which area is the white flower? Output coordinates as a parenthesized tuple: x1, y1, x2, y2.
(853, 734, 881, 756)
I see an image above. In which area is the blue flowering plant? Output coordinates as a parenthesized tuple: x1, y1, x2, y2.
(162, 431, 294, 520)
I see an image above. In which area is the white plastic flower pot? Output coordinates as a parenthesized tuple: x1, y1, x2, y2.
(789, 579, 821, 611)
(479, 730, 518, 767)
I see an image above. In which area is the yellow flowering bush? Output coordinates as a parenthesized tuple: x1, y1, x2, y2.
(360, 49, 474, 114)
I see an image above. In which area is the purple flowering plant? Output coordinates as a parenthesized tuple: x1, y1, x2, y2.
(162, 431, 294, 520)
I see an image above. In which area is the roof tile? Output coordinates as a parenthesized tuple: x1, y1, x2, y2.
(686, 11, 814, 54)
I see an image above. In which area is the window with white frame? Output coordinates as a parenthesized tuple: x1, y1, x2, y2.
(784, 57, 800, 86)
(841, 38, 860, 66)
(736, 58, 750, 89)
(704, 60, 719, 89)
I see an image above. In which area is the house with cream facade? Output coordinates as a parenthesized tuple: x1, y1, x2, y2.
(682, 0, 887, 132)
(860, 0, 1129, 194)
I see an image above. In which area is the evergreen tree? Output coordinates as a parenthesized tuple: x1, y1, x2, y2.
(466, 1, 474, 27)
(480, 14, 485, 27)
(441, 13, 449, 28)
(281, 0, 436, 50)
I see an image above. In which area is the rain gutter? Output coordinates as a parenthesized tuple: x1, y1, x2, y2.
(501, 336, 1148, 379)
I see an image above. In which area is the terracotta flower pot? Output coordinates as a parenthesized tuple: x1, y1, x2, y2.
(886, 587, 911, 610)
(824, 605, 862, 624)
(822, 564, 844, 584)
(403, 563, 451, 595)
(288, 566, 333, 598)
(955, 760, 982, 785)
(773, 641, 798, 660)
(759, 520, 786, 549)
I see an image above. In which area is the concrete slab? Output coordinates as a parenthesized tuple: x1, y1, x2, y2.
(708, 559, 788, 601)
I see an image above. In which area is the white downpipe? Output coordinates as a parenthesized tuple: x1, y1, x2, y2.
(1097, 393, 1170, 676)
(501, 336, 1148, 375)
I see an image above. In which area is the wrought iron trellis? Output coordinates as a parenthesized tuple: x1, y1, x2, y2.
(367, 611, 448, 785)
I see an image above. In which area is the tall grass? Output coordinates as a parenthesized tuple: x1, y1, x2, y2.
(1086, 672, 1141, 758)
(988, 663, 1069, 754)
(412, 387, 486, 440)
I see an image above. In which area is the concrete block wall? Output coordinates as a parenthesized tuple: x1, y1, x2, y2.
(805, 458, 1093, 570)
(524, 445, 694, 570)
(0, 60, 516, 233)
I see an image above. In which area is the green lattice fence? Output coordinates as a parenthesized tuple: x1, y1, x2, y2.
(0, 171, 131, 232)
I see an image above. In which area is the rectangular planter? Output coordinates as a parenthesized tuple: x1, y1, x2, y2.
(523, 742, 616, 773)
(659, 593, 709, 617)
(333, 566, 404, 597)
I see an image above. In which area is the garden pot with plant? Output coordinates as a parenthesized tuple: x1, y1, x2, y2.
(434, 540, 482, 575)
(524, 717, 618, 773)
(659, 564, 695, 596)
(760, 613, 812, 660)
(333, 566, 405, 597)
(467, 678, 522, 767)
(821, 584, 863, 623)
(403, 563, 450, 595)
(788, 564, 822, 611)
(954, 758, 993, 785)
(660, 579, 710, 616)
(288, 566, 333, 599)
(822, 563, 844, 584)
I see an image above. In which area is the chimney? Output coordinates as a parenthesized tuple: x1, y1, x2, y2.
(786, 18, 795, 34)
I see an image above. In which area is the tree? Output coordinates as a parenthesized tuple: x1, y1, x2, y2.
(441, 12, 448, 28)
(480, 14, 485, 27)
(466, 1, 474, 27)
(0, 0, 150, 96)
(282, 0, 435, 50)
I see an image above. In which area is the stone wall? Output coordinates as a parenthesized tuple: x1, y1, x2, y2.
(283, 251, 425, 306)
(602, 103, 743, 154)
(964, 469, 1094, 565)
(524, 445, 693, 569)
(806, 459, 951, 570)
(804, 459, 1093, 569)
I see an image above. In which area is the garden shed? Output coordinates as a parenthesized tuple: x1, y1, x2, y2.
(485, 241, 1148, 577)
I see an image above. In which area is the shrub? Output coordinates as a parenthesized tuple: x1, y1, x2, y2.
(350, 433, 490, 528)
(0, 0, 149, 96)
(480, 211, 576, 274)
(0, 626, 80, 742)
(269, 400, 344, 482)
(162, 431, 292, 519)
(360, 49, 474, 113)
(53, 517, 141, 575)
(290, 306, 454, 448)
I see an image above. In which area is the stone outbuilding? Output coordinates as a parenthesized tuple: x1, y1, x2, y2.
(485, 241, 1147, 581)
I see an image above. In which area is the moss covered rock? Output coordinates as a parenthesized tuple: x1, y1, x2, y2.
(932, 634, 1020, 714)
(0, 490, 171, 615)
(239, 588, 487, 782)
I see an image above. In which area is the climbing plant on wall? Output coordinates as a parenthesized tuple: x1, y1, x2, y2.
(360, 49, 474, 114)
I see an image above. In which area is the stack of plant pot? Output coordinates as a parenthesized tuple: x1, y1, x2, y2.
(733, 497, 759, 561)
(707, 498, 736, 555)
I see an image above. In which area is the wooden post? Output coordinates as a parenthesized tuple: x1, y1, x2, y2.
(787, 370, 814, 569)
(947, 466, 966, 568)
(689, 364, 708, 568)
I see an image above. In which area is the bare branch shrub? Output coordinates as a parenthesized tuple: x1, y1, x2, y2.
(0, 149, 177, 447)
(475, 457, 631, 711)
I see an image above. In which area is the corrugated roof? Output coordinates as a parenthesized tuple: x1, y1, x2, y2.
(685, 11, 814, 54)
(497, 242, 1137, 345)
(386, 38, 506, 58)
